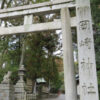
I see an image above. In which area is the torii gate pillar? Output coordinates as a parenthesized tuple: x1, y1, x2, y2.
(61, 8, 78, 100)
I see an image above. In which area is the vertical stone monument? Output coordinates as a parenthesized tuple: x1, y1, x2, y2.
(0, 71, 15, 100)
(76, 0, 99, 100)
(14, 65, 26, 100)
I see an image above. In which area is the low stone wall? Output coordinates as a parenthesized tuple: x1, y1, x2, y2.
(26, 94, 36, 100)
(14, 92, 26, 100)
(0, 83, 36, 100)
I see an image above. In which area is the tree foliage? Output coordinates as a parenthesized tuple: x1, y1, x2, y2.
(0, 0, 62, 91)
(24, 31, 61, 91)
(91, 0, 100, 97)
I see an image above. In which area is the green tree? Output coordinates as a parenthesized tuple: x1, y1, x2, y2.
(91, 0, 100, 98)
(0, 0, 62, 92)
(24, 31, 61, 92)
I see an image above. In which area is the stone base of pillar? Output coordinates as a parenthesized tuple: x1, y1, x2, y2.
(0, 83, 15, 100)
(14, 80, 26, 100)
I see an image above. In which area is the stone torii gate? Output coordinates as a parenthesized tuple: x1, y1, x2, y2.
(0, 0, 99, 100)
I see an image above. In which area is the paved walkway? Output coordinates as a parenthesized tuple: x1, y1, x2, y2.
(44, 94, 65, 100)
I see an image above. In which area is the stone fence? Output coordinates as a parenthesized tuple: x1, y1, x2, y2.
(0, 66, 36, 100)
(0, 82, 36, 100)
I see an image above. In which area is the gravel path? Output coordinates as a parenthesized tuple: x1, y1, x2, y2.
(44, 94, 65, 100)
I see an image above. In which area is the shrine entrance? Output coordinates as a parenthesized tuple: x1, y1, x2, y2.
(0, 0, 99, 100)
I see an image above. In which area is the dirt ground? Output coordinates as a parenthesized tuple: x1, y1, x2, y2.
(44, 94, 65, 100)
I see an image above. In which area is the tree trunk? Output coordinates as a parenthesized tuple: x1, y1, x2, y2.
(19, 41, 25, 67)
(0, 0, 6, 9)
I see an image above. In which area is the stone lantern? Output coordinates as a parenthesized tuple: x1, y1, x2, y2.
(18, 65, 26, 82)
(14, 65, 26, 100)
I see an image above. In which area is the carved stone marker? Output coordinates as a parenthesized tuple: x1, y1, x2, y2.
(1, 71, 12, 84)
(76, 0, 99, 100)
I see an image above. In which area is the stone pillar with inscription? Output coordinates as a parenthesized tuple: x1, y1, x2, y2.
(61, 8, 77, 100)
(76, 0, 99, 100)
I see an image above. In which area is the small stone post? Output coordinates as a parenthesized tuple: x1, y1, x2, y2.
(0, 84, 15, 100)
